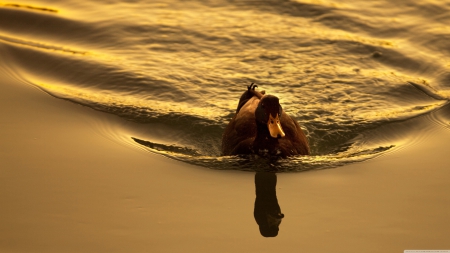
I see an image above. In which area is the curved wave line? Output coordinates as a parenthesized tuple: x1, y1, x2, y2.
(0, 34, 88, 55)
(2, 3, 58, 13)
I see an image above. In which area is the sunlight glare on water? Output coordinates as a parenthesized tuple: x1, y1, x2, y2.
(1, 0, 449, 171)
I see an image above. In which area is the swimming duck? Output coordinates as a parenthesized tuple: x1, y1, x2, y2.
(221, 83, 310, 157)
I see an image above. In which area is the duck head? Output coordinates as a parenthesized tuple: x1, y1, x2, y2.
(255, 95, 286, 139)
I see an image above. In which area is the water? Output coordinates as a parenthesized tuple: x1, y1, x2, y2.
(1, 0, 449, 171)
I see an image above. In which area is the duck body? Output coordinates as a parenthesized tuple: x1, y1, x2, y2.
(221, 84, 310, 157)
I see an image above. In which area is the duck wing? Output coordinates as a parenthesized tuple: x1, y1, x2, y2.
(222, 96, 260, 155)
(278, 112, 310, 155)
(236, 83, 265, 113)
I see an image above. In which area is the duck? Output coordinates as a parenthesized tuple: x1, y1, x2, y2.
(221, 83, 310, 157)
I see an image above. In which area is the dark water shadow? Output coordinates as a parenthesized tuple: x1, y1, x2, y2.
(254, 172, 284, 237)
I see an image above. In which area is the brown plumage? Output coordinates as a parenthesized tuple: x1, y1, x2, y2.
(221, 83, 310, 157)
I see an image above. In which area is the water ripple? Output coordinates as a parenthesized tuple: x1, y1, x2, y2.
(2, 0, 450, 171)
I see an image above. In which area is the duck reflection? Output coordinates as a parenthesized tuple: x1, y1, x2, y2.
(254, 172, 284, 237)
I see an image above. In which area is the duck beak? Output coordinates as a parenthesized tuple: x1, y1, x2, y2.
(268, 114, 285, 138)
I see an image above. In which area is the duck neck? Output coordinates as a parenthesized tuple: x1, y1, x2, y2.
(254, 122, 279, 152)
